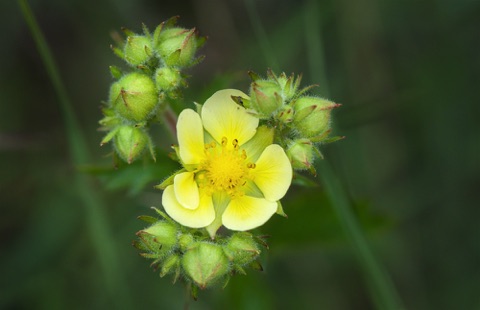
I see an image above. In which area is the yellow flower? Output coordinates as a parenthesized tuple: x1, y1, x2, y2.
(162, 89, 292, 236)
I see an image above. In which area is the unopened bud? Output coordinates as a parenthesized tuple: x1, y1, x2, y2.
(114, 125, 150, 163)
(142, 220, 178, 249)
(109, 72, 159, 122)
(124, 35, 152, 66)
(276, 104, 294, 123)
(274, 72, 301, 101)
(286, 139, 315, 170)
(156, 28, 197, 67)
(155, 67, 182, 91)
(249, 80, 283, 117)
(182, 242, 229, 289)
(292, 97, 338, 138)
(224, 232, 261, 266)
(178, 233, 195, 251)
(160, 254, 180, 277)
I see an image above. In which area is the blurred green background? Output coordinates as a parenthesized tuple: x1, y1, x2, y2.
(1, 0, 479, 309)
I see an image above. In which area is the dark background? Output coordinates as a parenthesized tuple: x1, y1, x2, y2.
(1, 0, 479, 309)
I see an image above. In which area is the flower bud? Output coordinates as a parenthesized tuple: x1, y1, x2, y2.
(249, 80, 283, 117)
(156, 28, 197, 67)
(109, 72, 158, 122)
(113, 125, 150, 163)
(273, 72, 301, 101)
(142, 220, 178, 249)
(124, 35, 152, 66)
(154, 67, 182, 91)
(182, 242, 229, 289)
(160, 254, 180, 278)
(178, 233, 195, 251)
(286, 139, 315, 170)
(223, 232, 261, 266)
(276, 104, 294, 123)
(292, 96, 338, 138)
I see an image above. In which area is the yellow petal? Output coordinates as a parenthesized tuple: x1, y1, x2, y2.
(202, 89, 258, 147)
(177, 109, 206, 165)
(222, 195, 277, 231)
(162, 185, 215, 228)
(252, 144, 292, 201)
(174, 171, 199, 210)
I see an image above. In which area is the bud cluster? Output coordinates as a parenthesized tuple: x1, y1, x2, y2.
(242, 69, 342, 174)
(134, 208, 267, 298)
(99, 17, 205, 163)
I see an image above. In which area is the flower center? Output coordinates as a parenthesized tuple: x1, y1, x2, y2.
(198, 137, 255, 197)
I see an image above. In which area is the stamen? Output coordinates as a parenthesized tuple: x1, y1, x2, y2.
(241, 150, 247, 159)
(200, 135, 254, 198)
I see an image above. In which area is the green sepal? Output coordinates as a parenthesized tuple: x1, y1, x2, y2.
(165, 48, 181, 66)
(248, 260, 264, 271)
(155, 168, 186, 190)
(109, 65, 123, 79)
(295, 83, 318, 98)
(111, 45, 124, 59)
(276, 201, 288, 218)
(221, 275, 231, 289)
(189, 54, 206, 67)
(100, 128, 119, 146)
(248, 70, 261, 82)
(160, 254, 179, 277)
(308, 129, 332, 143)
(121, 27, 135, 36)
(141, 22, 151, 37)
(232, 265, 247, 275)
(151, 207, 175, 223)
(137, 215, 158, 224)
(193, 102, 203, 115)
(293, 103, 316, 123)
(132, 240, 148, 251)
(140, 252, 161, 259)
(191, 283, 199, 301)
(318, 135, 346, 144)
(230, 95, 250, 108)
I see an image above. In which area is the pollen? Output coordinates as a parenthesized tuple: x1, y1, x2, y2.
(200, 137, 254, 197)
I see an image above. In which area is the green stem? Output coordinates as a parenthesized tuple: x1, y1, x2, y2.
(18, 1, 131, 308)
(316, 161, 402, 309)
(304, 1, 402, 309)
